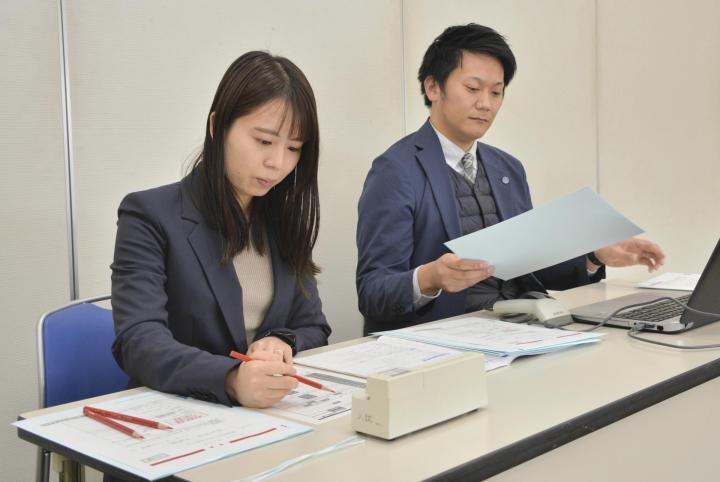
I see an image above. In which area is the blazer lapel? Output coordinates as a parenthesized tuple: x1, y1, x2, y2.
(477, 143, 510, 220)
(180, 176, 247, 349)
(414, 121, 462, 240)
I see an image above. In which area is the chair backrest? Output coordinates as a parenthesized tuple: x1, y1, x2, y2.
(38, 295, 129, 408)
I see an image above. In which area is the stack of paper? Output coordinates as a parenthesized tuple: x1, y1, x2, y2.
(374, 316, 603, 358)
(296, 336, 512, 378)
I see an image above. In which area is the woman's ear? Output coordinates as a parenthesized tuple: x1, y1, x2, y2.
(209, 112, 216, 140)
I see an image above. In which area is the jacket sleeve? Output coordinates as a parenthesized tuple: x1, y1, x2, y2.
(111, 193, 238, 406)
(271, 274, 331, 353)
(356, 156, 417, 320)
(533, 257, 606, 290)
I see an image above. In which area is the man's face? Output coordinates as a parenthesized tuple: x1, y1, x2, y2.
(425, 51, 505, 149)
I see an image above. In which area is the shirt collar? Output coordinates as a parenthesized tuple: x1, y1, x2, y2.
(429, 122, 479, 171)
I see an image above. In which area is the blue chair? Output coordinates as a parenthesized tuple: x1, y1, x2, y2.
(36, 295, 129, 482)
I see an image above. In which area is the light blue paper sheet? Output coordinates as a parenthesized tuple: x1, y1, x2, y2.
(444, 187, 643, 280)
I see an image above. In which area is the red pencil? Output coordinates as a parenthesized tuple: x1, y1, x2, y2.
(84, 406, 172, 430)
(229, 350, 337, 393)
(83, 406, 144, 439)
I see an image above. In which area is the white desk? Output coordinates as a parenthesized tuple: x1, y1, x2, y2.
(17, 281, 720, 481)
(489, 374, 720, 482)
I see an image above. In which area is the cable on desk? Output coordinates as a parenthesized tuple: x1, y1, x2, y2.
(568, 295, 720, 350)
(627, 326, 720, 350)
(231, 435, 365, 482)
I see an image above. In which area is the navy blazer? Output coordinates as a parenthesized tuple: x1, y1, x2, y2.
(357, 121, 603, 334)
(111, 172, 331, 406)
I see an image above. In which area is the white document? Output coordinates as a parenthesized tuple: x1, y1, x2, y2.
(295, 336, 509, 377)
(376, 316, 603, 357)
(484, 354, 515, 371)
(445, 187, 643, 280)
(264, 368, 366, 424)
(14, 391, 310, 481)
(638, 272, 699, 291)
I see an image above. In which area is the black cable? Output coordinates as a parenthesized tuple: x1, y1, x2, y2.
(627, 326, 720, 350)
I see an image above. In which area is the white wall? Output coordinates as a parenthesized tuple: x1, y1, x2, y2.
(403, 0, 598, 205)
(598, 0, 720, 280)
(3, 1, 719, 480)
(0, 1, 69, 480)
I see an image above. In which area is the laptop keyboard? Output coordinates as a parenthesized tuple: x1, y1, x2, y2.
(618, 294, 691, 322)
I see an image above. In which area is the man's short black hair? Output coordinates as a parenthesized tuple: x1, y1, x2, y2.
(418, 23, 517, 107)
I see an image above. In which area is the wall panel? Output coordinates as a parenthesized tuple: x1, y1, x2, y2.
(403, 0, 598, 206)
(0, 0, 69, 479)
(598, 0, 720, 279)
(67, 0, 404, 342)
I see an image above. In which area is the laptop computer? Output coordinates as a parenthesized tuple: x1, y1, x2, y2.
(571, 238, 720, 333)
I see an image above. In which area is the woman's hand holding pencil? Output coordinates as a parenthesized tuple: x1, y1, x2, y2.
(230, 351, 336, 394)
(224, 350, 336, 409)
(224, 350, 299, 408)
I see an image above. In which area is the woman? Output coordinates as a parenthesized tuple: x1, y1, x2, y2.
(111, 51, 331, 409)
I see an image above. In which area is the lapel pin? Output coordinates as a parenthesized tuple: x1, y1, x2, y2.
(501, 176, 510, 184)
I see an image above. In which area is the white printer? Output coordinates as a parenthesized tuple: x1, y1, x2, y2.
(351, 352, 488, 439)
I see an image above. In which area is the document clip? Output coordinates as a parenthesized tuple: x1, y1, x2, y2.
(351, 352, 487, 440)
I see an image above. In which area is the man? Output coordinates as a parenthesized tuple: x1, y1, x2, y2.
(356, 24, 665, 335)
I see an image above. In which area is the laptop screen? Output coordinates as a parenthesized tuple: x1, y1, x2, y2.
(681, 238, 720, 328)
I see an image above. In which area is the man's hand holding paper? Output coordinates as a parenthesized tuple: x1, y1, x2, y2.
(417, 253, 495, 295)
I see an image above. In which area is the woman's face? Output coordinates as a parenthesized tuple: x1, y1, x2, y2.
(222, 99, 303, 210)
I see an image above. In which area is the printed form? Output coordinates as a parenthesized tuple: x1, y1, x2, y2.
(376, 316, 603, 356)
(14, 391, 310, 481)
(264, 367, 366, 424)
(296, 336, 512, 378)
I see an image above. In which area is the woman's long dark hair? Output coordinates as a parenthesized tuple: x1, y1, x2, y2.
(193, 51, 320, 282)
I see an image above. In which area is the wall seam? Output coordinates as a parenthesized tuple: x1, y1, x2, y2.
(57, 0, 78, 300)
(401, 0, 407, 135)
(594, 0, 600, 194)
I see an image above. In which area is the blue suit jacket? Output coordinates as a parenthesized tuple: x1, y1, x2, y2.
(357, 121, 603, 334)
(111, 173, 330, 406)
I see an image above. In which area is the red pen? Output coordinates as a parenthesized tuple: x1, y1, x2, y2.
(229, 350, 337, 393)
(83, 406, 145, 439)
(84, 406, 172, 430)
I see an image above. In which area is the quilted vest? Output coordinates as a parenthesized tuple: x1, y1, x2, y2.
(447, 158, 521, 311)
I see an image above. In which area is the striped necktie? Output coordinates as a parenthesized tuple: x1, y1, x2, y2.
(460, 152, 477, 184)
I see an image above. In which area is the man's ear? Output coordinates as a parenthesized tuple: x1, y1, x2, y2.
(209, 112, 216, 140)
(424, 76, 441, 103)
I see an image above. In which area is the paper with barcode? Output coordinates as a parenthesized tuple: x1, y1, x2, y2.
(263, 367, 366, 424)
